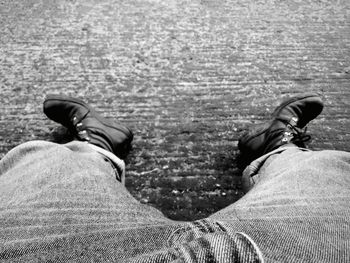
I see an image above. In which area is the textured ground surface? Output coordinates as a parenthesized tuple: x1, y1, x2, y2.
(1, 0, 349, 220)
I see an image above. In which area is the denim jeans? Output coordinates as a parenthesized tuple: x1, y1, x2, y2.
(0, 141, 349, 262)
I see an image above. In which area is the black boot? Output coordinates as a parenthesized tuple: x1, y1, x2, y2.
(43, 95, 133, 159)
(238, 93, 324, 167)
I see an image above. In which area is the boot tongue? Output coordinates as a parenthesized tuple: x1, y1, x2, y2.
(274, 115, 299, 128)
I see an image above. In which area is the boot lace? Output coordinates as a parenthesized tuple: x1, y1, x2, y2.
(279, 117, 311, 147)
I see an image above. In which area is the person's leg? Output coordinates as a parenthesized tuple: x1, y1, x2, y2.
(0, 96, 265, 263)
(208, 94, 350, 262)
(0, 96, 185, 262)
(210, 147, 350, 262)
(0, 140, 179, 262)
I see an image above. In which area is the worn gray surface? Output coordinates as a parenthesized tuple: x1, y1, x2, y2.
(1, 0, 350, 220)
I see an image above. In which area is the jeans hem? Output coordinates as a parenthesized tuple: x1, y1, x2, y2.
(242, 145, 310, 192)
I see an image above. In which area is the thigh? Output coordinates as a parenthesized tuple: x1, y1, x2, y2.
(0, 141, 177, 261)
(0, 141, 170, 225)
(212, 149, 350, 219)
(210, 149, 350, 262)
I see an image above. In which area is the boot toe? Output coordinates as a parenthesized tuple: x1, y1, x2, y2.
(43, 95, 90, 128)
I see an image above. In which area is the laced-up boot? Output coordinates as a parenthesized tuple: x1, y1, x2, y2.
(43, 95, 133, 160)
(238, 94, 324, 167)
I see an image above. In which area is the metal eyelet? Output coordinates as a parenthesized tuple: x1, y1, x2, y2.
(76, 123, 84, 131)
(72, 116, 80, 126)
(282, 137, 289, 142)
(289, 117, 298, 126)
(78, 130, 90, 141)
